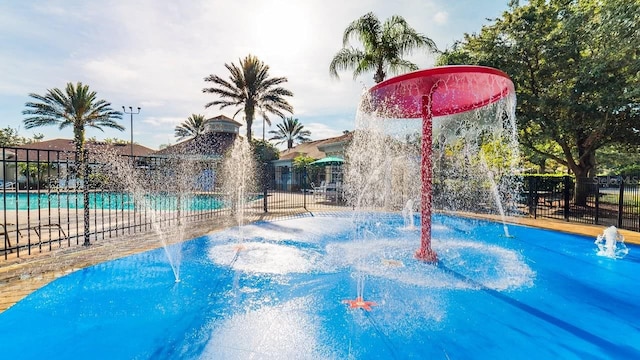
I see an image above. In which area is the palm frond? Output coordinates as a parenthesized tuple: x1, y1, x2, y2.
(174, 113, 207, 140)
(329, 48, 367, 79)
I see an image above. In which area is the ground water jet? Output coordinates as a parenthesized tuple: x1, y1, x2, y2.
(402, 199, 416, 230)
(221, 137, 257, 241)
(479, 154, 513, 238)
(93, 151, 201, 282)
(595, 226, 629, 259)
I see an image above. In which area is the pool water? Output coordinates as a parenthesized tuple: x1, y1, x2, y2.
(0, 192, 225, 211)
(0, 213, 638, 359)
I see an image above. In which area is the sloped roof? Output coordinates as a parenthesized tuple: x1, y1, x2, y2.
(206, 114, 242, 127)
(153, 132, 236, 158)
(279, 132, 353, 161)
(13, 139, 155, 161)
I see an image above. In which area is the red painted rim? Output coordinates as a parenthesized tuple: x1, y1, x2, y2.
(368, 65, 515, 118)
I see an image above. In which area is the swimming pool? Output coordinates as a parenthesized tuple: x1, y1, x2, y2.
(0, 191, 226, 211)
(0, 213, 637, 359)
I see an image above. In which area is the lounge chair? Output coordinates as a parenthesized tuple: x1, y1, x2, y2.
(1, 181, 15, 189)
(313, 181, 327, 201)
(325, 181, 343, 202)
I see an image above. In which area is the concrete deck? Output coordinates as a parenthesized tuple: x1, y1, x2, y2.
(1, 208, 638, 313)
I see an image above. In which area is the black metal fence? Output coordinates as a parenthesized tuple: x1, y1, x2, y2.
(1, 147, 349, 260)
(256, 163, 348, 213)
(520, 174, 640, 232)
(3, 144, 639, 260)
(1, 146, 238, 259)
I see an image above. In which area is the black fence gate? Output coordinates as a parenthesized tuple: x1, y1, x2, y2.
(520, 174, 640, 232)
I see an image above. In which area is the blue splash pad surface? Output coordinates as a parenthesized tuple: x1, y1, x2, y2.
(1, 213, 639, 359)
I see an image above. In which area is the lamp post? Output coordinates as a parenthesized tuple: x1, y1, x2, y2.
(122, 106, 141, 158)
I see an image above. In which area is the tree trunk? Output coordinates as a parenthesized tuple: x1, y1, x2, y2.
(287, 139, 293, 149)
(245, 103, 255, 141)
(571, 150, 596, 206)
(73, 126, 85, 177)
(374, 62, 385, 83)
(573, 167, 591, 206)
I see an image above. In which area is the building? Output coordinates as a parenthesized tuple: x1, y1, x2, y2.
(271, 131, 352, 190)
(153, 115, 240, 160)
(151, 115, 241, 191)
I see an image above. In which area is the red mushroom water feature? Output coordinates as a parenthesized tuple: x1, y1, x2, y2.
(368, 65, 515, 262)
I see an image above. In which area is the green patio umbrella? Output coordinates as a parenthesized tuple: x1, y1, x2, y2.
(310, 156, 344, 165)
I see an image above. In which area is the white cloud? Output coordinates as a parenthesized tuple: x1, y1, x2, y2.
(434, 11, 449, 24)
(305, 122, 347, 140)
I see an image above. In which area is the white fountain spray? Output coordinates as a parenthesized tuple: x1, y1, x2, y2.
(220, 137, 257, 245)
(595, 226, 629, 259)
(94, 151, 195, 282)
(479, 154, 512, 238)
(401, 199, 417, 230)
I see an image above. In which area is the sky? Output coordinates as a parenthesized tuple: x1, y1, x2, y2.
(0, 0, 512, 150)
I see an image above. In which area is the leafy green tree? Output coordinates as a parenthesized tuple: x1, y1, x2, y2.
(268, 117, 312, 149)
(203, 55, 294, 141)
(596, 144, 640, 175)
(293, 154, 319, 190)
(519, 137, 565, 174)
(86, 136, 130, 145)
(175, 114, 207, 141)
(22, 82, 124, 164)
(0, 127, 43, 146)
(329, 12, 438, 83)
(437, 0, 640, 203)
(251, 139, 280, 164)
(17, 162, 57, 188)
(0, 127, 26, 147)
(293, 154, 316, 171)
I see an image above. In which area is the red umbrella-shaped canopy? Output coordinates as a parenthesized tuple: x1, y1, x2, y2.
(368, 65, 515, 118)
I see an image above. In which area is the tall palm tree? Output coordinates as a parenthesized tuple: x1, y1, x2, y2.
(23, 82, 124, 164)
(203, 54, 294, 140)
(269, 117, 312, 149)
(329, 12, 438, 83)
(175, 114, 207, 141)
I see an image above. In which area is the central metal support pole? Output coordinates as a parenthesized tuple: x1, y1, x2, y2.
(415, 94, 438, 262)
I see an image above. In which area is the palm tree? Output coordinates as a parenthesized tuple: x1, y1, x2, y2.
(269, 117, 312, 149)
(329, 12, 438, 83)
(175, 114, 207, 141)
(203, 54, 294, 140)
(23, 82, 124, 164)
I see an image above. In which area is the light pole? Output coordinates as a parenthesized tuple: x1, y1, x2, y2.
(122, 106, 141, 158)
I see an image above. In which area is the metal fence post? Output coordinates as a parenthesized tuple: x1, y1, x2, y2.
(617, 174, 625, 228)
(563, 175, 571, 221)
(594, 176, 600, 225)
(83, 149, 91, 246)
(528, 176, 536, 218)
(263, 163, 268, 213)
(303, 166, 307, 210)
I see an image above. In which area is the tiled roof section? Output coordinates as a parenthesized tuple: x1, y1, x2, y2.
(207, 114, 243, 127)
(13, 138, 155, 161)
(279, 132, 353, 160)
(153, 132, 237, 156)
